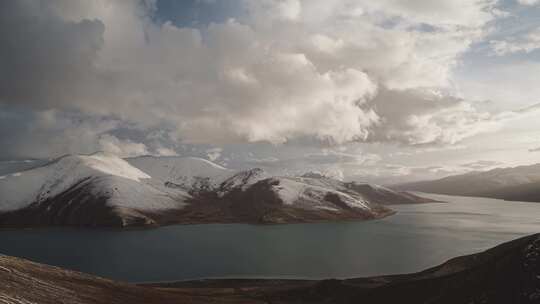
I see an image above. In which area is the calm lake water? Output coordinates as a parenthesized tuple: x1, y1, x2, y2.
(1, 193, 540, 283)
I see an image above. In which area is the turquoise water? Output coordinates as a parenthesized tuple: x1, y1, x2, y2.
(1, 193, 539, 283)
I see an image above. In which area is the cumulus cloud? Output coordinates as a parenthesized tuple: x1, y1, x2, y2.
(0, 0, 509, 157)
(0, 106, 169, 159)
(366, 89, 540, 145)
(367, 89, 493, 145)
(0, 107, 120, 159)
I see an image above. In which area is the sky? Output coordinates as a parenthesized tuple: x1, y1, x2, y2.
(1, 0, 540, 183)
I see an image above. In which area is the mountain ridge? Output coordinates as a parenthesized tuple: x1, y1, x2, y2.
(393, 162, 540, 202)
(0, 153, 433, 228)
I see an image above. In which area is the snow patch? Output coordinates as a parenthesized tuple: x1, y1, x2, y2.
(81, 152, 150, 181)
(315, 206, 340, 212)
(219, 168, 268, 193)
(271, 177, 370, 210)
(127, 156, 232, 190)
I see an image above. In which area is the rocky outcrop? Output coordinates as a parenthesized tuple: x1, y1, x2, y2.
(0, 254, 262, 304)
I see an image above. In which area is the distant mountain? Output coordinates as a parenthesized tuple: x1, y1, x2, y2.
(2, 233, 540, 303)
(214, 174, 435, 224)
(394, 163, 540, 202)
(0, 153, 432, 228)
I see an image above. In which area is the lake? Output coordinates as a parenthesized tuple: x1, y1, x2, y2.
(1, 193, 540, 283)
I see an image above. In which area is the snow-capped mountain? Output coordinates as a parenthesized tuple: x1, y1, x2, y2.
(394, 163, 540, 202)
(218, 168, 269, 193)
(126, 156, 232, 192)
(0, 153, 433, 228)
(0, 153, 190, 227)
(184, 170, 434, 224)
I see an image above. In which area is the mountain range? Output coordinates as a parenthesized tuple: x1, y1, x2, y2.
(0, 152, 432, 228)
(395, 163, 540, 202)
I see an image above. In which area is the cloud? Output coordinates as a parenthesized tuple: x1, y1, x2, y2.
(0, 1, 105, 109)
(367, 88, 540, 146)
(0, 107, 119, 159)
(456, 60, 540, 108)
(0, 105, 168, 159)
(517, 0, 540, 5)
(460, 160, 504, 169)
(366, 88, 506, 145)
(155, 147, 179, 156)
(346, 163, 463, 184)
(234, 144, 383, 178)
(206, 147, 223, 161)
(0, 0, 505, 157)
(97, 134, 149, 158)
(529, 147, 540, 152)
(490, 27, 540, 56)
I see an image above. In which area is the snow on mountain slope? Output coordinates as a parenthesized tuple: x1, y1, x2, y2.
(291, 175, 434, 206)
(217, 176, 398, 224)
(270, 177, 370, 210)
(218, 168, 269, 193)
(127, 156, 232, 191)
(216, 169, 430, 219)
(0, 152, 187, 213)
(218, 170, 390, 212)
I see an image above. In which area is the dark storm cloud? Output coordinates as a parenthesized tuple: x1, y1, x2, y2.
(0, 1, 104, 108)
(0, 105, 118, 159)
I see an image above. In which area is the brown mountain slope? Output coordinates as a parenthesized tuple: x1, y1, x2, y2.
(394, 163, 540, 202)
(0, 254, 262, 304)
